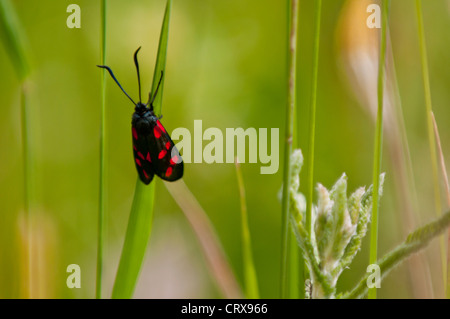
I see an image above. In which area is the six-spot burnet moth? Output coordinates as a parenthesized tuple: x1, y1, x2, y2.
(97, 47, 183, 185)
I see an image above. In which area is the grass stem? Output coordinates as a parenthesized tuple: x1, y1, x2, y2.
(305, 0, 322, 244)
(431, 113, 450, 298)
(96, 0, 107, 299)
(111, 0, 172, 298)
(415, 0, 445, 291)
(280, 0, 299, 298)
(235, 159, 259, 299)
(368, 0, 389, 300)
(0, 0, 32, 298)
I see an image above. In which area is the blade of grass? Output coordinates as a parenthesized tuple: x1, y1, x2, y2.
(305, 0, 321, 241)
(150, 0, 172, 116)
(289, 5, 302, 298)
(387, 32, 434, 298)
(431, 113, 450, 298)
(96, 0, 107, 299)
(303, 0, 322, 297)
(368, 0, 389, 300)
(111, 0, 172, 299)
(345, 209, 450, 299)
(112, 180, 156, 298)
(288, 231, 300, 298)
(235, 158, 259, 299)
(0, 0, 30, 80)
(164, 180, 242, 298)
(415, 0, 445, 291)
(280, 0, 299, 298)
(0, 0, 32, 298)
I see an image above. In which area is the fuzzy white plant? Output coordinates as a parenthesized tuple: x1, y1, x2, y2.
(287, 149, 384, 298)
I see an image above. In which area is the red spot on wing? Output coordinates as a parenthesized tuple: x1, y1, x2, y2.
(132, 127, 138, 140)
(146, 152, 151, 162)
(135, 158, 142, 167)
(158, 149, 167, 159)
(165, 141, 171, 150)
(166, 167, 173, 177)
(170, 156, 179, 165)
(153, 126, 161, 139)
(157, 120, 166, 133)
(138, 152, 145, 160)
(133, 145, 137, 151)
(143, 170, 149, 179)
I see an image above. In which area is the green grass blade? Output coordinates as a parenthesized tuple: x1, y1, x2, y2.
(112, 180, 156, 298)
(280, 0, 299, 298)
(345, 209, 450, 299)
(164, 181, 243, 298)
(303, 0, 322, 297)
(235, 159, 259, 299)
(289, 2, 302, 298)
(0, 0, 32, 298)
(431, 113, 450, 298)
(415, 0, 445, 291)
(288, 232, 300, 298)
(0, 0, 30, 81)
(111, 0, 172, 299)
(305, 0, 321, 240)
(150, 0, 172, 115)
(368, 0, 390, 300)
(96, 0, 107, 299)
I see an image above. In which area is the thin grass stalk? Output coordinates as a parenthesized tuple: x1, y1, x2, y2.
(20, 82, 32, 297)
(303, 0, 322, 296)
(345, 209, 450, 299)
(280, 0, 298, 298)
(0, 0, 32, 298)
(368, 0, 389, 299)
(289, 232, 300, 298)
(387, 33, 434, 298)
(111, 0, 172, 298)
(96, 0, 107, 299)
(305, 0, 322, 241)
(431, 113, 450, 298)
(235, 159, 259, 299)
(164, 181, 242, 298)
(415, 0, 445, 289)
(112, 180, 156, 298)
(289, 23, 301, 299)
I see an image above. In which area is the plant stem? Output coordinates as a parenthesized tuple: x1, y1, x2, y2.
(111, 0, 172, 298)
(431, 113, 450, 298)
(20, 82, 32, 298)
(304, 0, 321, 295)
(280, 0, 298, 298)
(368, 0, 389, 300)
(415, 0, 445, 290)
(96, 0, 107, 299)
(0, 0, 32, 297)
(305, 0, 321, 242)
(345, 209, 450, 299)
(164, 181, 242, 298)
(289, 232, 300, 298)
(235, 159, 259, 299)
(112, 180, 156, 298)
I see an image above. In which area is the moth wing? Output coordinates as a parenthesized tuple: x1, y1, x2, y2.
(132, 126, 155, 185)
(147, 119, 184, 182)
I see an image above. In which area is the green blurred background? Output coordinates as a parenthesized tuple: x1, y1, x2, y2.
(0, 0, 449, 298)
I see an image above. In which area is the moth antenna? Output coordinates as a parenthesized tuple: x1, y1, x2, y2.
(97, 65, 136, 105)
(133, 47, 142, 103)
(149, 71, 164, 106)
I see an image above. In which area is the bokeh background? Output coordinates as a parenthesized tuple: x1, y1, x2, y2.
(0, 0, 449, 298)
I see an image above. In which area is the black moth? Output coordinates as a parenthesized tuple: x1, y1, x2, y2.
(97, 47, 183, 185)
